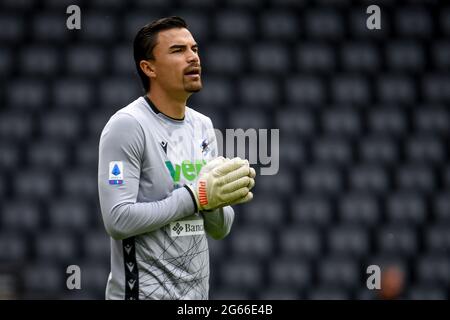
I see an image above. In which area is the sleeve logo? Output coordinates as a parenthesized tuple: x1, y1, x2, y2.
(109, 161, 124, 185)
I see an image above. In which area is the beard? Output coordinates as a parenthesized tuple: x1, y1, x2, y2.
(183, 78, 203, 93)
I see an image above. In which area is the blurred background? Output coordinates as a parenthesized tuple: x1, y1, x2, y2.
(0, 0, 449, 299)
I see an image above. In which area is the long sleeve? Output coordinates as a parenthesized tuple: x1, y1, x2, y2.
(203, 206, 235, 240)
(98, 112, 195, 240)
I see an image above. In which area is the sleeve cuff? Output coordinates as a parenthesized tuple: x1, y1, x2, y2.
(183, 185, 198, 213)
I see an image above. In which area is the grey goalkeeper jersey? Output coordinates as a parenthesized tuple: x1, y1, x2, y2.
(98, 96, 234, 300)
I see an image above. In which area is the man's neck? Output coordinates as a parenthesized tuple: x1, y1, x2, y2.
(147, 87, 189, 120)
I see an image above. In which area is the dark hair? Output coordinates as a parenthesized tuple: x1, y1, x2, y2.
(133, 16, 188, 92)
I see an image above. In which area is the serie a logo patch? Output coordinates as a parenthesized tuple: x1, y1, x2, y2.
(109, 161, 124, 185)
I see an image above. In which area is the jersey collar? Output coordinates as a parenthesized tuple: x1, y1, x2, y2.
(143, 95, 185, 123)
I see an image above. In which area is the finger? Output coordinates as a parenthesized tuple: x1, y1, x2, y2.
(222, 176, 251, 193)
(213, 157, 247, 176)
(228, 192, 253, 206)
(217, 165, 250, 185)
(247, 177, 255, 190)
(221, 187, 249, 203)
(249, 167, 256, 179)
(202, 156, 227, 172)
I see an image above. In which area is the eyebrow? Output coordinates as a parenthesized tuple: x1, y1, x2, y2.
(169, 44, 198, 50)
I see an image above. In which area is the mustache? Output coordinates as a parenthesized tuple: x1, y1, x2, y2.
(184, 64, 202, 74)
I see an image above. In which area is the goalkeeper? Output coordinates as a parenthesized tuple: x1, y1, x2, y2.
(98, 16, 256, 300)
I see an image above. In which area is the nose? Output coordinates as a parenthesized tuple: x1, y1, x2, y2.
(187, 49, 199, 64)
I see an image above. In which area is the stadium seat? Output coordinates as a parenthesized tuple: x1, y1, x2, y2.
(7, 80, 48, 110)
(28, 140, 68, 169)
(407, 135, 445, 164)
(23, 263, 63, 297)
(75, 138, 99, 167)
(20, 45, 59, 75)
(301, 165, 343, 195)
(313, 137, 352, 164)
(359, 135, 399, 165)
(66, 46, 105, 76)
(78, 261, 109, 293)
(48, 199, 90, 231)
(0, 143, 20, 170)
(279, 226, 321, 259)
(377, 75, 416, 103)
(239, 77, 279, 106)
(328, 225, 369, 257)
(341, 42, 380, 72)
(228, 109, 269, 129)
(1, 0, 35, 10)
(432, 41, 450, 69)
(368, 109, 407, 136)
(317, 256, 359, 289)
(215, 11, 255, 40)
(53, 79, 94, 110)
(0, 47, 12, 75)
(207, 237, 227, 263)
(0, 14, 24, 43)
(268, 259, 312, 288)
(260, 11, 298, 40)
(1, 200, 41, 231)
(396, 165, 435, 193)
(377, 225, 418, 256)
(204, 43, 244, 74)
(332, 75, 370, 104)
(250, 43, 290, 74)
(220, 259, 262, 290)
(276, 108, 316, 137)
(98, 78, 141, 108)
(194, 76, 234, 106)
(322, 108, 361, 136)
(61, 169, 98, 201)
(256, 171, 294, 197)
(111, 44, 135, 75)
(414, 107, 450, 134)
(79, 13, 117, 43)
(395, 8, 432, 38)
(285, 76, 325, 105)
(386, 193, 426, 224)
(425, 225, 450, 253)
(297, 42, 335, 72)
(386, 41, 425, 72)
(242, 196, 285, 228)
(40, 111, 81, 141)
(291, 194, 332, 226)
(172, 10, 210, 41)
(230, 227, 273, 259)
(417, 254, 450, 284)
(32, 13, 68, 42)
(422, 75, 450, 102)
(0, 233, 27, 262)
(349, 165, 389, 194)
(434, 194, 450, 221)
(14, 170, 55, 200)
(304, 9, 344, 39)
(35, 232, 78, 262)
(339, 193, 380, 226)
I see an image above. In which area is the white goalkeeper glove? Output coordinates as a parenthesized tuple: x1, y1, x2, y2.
(186, 157, 256, 211)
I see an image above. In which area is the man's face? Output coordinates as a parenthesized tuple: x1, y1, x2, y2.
(150, 28, 202, 96)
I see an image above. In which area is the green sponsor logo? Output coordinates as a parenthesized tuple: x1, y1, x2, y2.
(165, 159, 206, 182)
